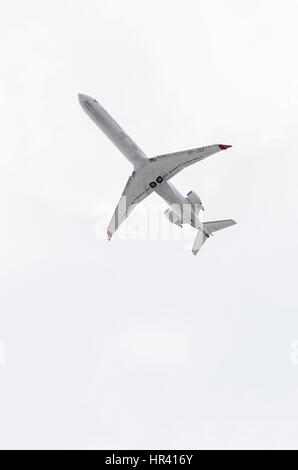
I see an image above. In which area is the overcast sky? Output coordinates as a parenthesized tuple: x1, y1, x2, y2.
(1, 0, 298, 449)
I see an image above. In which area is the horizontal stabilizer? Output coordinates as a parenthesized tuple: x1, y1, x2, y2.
(192, 219, 236, 256)
(203, 219, 236, 235)
(192, 231, 208, 256)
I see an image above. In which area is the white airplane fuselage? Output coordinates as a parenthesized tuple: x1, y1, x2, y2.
(79, 94, 200, 228)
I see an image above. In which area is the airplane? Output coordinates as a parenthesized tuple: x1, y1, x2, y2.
(78, 94, 236, 255)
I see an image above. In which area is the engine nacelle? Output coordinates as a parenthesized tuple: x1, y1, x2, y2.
(186, 191, 204, 210)
(164, 208, 182, 227)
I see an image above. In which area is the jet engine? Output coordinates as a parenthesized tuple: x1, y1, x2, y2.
(186, 191, 204, 210)
(164, 208, 182, 227)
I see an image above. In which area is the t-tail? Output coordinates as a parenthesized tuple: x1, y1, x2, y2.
(192, 219, 236, 256)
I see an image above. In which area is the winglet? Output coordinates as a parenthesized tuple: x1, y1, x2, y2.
(218, 144, 232, 150)
(107, 230, 113, 241)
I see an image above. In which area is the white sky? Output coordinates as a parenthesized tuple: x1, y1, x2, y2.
(0, 0, 298, 449)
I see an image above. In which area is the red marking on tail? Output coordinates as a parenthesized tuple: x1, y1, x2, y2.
(107, 230, 112, 240)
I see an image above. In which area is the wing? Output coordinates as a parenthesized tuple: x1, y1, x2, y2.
(106, 144, 232, 239)
(149, 144, 232, 181)
(107, 170, 155, 239)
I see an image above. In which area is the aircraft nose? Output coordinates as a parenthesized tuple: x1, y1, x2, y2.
(78, 93, 90, 103)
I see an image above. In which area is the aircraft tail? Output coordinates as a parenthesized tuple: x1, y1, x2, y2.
(192, 230, 209, 256)
(192, 219, 236, 256)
